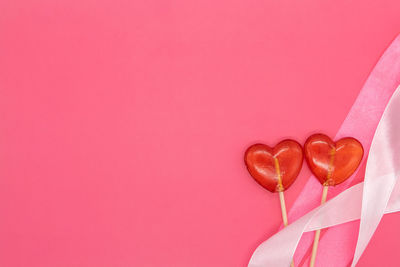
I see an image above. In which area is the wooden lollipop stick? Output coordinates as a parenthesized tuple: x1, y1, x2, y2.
(278, 191, 295, 267)
(309, 185, 329, 267)
(275, 158, 295, 267)
(278, 191, 289, 226)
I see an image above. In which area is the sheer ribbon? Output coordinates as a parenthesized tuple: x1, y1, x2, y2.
(249, 34, 400, 267)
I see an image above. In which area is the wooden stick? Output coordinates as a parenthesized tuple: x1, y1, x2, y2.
(278, 191, 289, 226)
(274, 157, 295, 267)
(278, 191, 295, 267)
(309, 185, 329, 267)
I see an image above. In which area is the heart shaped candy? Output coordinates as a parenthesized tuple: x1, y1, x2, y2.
(304, 133, 364, 186)
(244, 140, 303, 192)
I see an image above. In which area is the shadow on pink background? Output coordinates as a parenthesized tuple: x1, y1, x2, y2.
(1, 0, 400, 266)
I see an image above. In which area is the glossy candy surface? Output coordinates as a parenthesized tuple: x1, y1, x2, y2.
(304, 134, 364, 186)
(244, 140, 303, 192)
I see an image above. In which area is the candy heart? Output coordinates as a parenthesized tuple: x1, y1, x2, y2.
(304, 133, 364, 186)
(244, 140, 303, 192)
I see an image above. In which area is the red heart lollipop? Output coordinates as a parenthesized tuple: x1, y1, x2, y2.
(305, 134, 364, 267)
(304, 133, 364, 186)
(244, 140, 303, 192)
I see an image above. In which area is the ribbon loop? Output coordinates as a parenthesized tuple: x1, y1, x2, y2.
(249, 33, 400, 267)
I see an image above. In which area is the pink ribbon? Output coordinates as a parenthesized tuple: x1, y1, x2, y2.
(249, 34, 400, 267)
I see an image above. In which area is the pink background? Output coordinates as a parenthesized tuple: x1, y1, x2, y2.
(1, 0, 400, 266)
